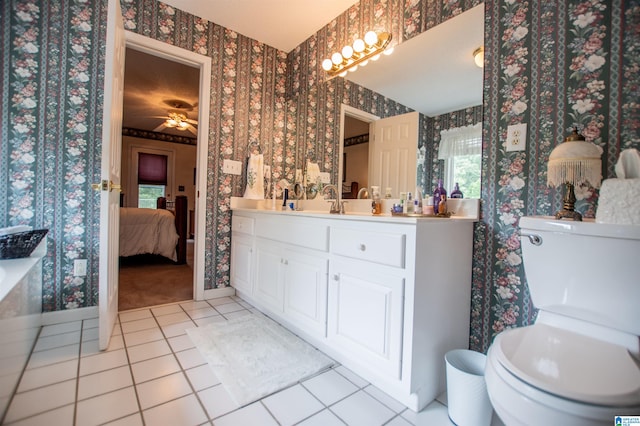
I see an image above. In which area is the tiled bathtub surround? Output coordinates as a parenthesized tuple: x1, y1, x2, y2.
(3, 296, 498, 426)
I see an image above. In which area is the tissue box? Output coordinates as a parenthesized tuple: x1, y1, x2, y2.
(595, 178, 640, 225)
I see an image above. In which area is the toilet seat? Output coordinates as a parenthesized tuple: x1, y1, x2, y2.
(492, 323, 640, 406)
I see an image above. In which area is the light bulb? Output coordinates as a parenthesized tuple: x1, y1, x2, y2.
(331, 52, 343, 65)
(322, 58, 333, 71)
(339, 71, 348, 77)
(348, 65, 358, 72)
(341, 45, 353, 59)
(166, 119, 177, 127)
(370, 54, 381, 61)
(364, 31, 378, 46)
(383, 47, 394, 55)
(353, 39, 365, 53)
(360, 59, 369, 67)
(179, 121, 189, 129)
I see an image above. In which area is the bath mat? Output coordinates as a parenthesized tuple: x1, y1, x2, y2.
(186, 313, 334, 406)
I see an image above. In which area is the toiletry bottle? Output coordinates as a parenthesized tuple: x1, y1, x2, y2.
(438, 194, 447, 215)
(406, 192, 414, 213)
(371, 186, 382, 215)
(433, 179, 447, 214)
(450, 182, 464, 199)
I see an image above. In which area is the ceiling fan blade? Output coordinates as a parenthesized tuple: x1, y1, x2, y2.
(187, 125, 198, 136)
(153, 123, 167, 132)
(186, 118, 198, 125)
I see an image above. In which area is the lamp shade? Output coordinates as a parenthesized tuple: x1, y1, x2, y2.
(547, 129, 603, 188)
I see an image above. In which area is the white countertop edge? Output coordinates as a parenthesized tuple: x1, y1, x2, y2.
(0, 241, 46, 303)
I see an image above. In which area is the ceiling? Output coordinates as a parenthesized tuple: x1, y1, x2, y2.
(121, 2, 484, 135)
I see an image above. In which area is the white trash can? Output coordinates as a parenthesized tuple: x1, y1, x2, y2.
(445, 349, 494, 426)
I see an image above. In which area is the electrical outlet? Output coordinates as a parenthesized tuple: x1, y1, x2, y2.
(74, 259, 87, 277)
(506, 123, 527, 152)
(295, 169, 303, 183)
(319, 172, 331, 184)
(222, 159, 242, 175)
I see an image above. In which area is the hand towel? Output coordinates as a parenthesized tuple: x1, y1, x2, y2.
(243, 153, 265, 199)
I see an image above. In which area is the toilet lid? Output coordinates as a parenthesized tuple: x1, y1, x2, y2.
(493, 324, 640, 406)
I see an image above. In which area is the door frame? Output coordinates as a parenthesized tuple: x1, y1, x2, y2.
(124, 31, 211, 300)
(338, 104, 380, 189)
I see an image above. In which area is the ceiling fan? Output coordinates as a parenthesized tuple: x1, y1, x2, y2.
(152, 99, 198, 136)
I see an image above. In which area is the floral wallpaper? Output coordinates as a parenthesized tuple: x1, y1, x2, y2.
(1, 0, 639, 357)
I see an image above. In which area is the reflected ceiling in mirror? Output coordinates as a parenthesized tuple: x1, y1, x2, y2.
(343, 3, 484, 117)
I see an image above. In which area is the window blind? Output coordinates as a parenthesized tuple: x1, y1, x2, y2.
(138, 152, 167, 185)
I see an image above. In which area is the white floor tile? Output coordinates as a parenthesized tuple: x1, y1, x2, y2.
(363, 384, 407, 413)
(75, 386, 140, 426)
(126, 339, 172, 364)
(297, 409, 346, 426)
(39, 321, 82, 337)
(180, 300, 211, 312)
(197, 383, 239, 419)
(262, 384, 324, 426)
(5, 404, 74, 426)
(175, 347, 206, 370)
(142, 394, 208, 426)
(186, 306, 219, 320)
(26, 344, 79, 369)
(120, 317, 158, 334)
(79, 348, 128, 376)
(206, 297, 234, 306)
(168, 333, 196, 352)
(213, 402, 278, 426)
(194, 315, 227, 327)
(17, 358, 77, 392)
(81, 333, 124, 357)
(223, 310, 251, 320)
(161, 320, 196, 338)
(4, 380, 76, 423)
(33, 330, 81, 352)
(214, 302, 243, 314)
(155, 311, 191, 326)
(186, 364, 220, 391)
(119, 309, 152, 323)
(331, 390, 396, 426)
(123, 327, 165, 347)
(386, 414, 414, 425)
(131, 354, 181, 384)
(302, 369, 358, 406)
(334, 365, 369, 388)
(103, 413, 144, 426)
(401, 400, 453, 426)
(136, 372, 192, 410)
(151, 304, 184, 317)
(78, 365, 133, 400)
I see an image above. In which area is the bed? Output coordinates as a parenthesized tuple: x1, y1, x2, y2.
(119, 195, 188, 264)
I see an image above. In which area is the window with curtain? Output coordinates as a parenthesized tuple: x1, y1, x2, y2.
(137, 153, 167, 208)
(438, 123, 482, 198)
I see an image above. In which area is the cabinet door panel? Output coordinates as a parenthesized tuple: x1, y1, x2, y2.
(230, 234, 253, 294)
(254, 241, 283, 312)
(328, 260, 404, 379)
(284, 249, 328, 337)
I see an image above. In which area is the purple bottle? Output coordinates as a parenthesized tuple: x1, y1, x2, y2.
(433, 179, 447, 214)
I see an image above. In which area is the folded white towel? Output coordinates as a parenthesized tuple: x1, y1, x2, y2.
(596, 148, 640, 225)
(306, 160, 321, 186)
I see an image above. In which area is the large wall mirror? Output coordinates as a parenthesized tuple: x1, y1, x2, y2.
(338, 3, 484, 196)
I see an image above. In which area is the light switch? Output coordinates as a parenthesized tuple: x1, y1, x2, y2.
(223, 159, 242, 175)
(319, 172, 331, 184)
(506, 123, 527, 152)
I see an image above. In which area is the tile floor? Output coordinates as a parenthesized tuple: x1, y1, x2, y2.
(4, 295, 499, 426)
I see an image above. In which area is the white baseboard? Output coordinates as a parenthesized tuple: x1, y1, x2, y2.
(42, 306, 99, 325)
(201, 286, 235, 301)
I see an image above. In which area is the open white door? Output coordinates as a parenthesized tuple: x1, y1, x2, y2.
(370, 111, 419, 198)
(97, 0, 125, 350)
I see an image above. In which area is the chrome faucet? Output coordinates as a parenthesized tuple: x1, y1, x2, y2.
(322, 184, 345, 214)
(357, 187, 369, 199)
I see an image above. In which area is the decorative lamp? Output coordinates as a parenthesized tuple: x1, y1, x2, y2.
(547, 127, 603, 221)
(473, 47, 484, 68)
(321, 31, 392, 78)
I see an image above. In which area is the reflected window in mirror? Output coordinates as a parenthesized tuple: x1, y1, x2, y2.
(438, 123, 481, 198)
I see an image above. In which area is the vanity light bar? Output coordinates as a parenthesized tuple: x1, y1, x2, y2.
(322, 31, 392, 78)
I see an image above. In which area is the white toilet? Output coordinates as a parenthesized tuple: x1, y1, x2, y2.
(485, 216, 640, 425)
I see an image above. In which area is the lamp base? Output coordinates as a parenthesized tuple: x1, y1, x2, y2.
(554, 182, 582, 221)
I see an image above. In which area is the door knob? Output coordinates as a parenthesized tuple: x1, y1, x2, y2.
(92, 180, 121, 192)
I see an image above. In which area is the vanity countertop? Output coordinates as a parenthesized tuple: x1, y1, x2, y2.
(0, 241, 46, 303)
(230, 196, 479, 223)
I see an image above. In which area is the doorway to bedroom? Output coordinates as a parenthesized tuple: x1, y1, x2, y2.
(117, 36, 206, 310)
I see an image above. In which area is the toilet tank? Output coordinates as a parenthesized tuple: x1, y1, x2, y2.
(519, 216, 640, 336)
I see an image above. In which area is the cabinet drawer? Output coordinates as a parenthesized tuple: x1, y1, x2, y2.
(330, 227, 405, 268)
(232, 215, 255, 235)
(256, 215, 329, 251)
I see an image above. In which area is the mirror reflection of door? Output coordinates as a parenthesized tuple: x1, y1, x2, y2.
(343, 116, 370, 198)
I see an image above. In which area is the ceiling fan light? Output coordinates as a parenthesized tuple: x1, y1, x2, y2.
(166, 119, 178, 127)
(178, 121, 189, 129)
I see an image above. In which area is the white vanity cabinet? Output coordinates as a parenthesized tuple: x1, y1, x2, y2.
(230, 216, 255, 294)
(230, 208, 475, 412)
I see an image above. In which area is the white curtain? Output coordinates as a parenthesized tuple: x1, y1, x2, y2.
(438, 123, 482, 159)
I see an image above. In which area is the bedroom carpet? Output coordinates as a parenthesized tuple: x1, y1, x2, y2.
(118, 241, 194, 311)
